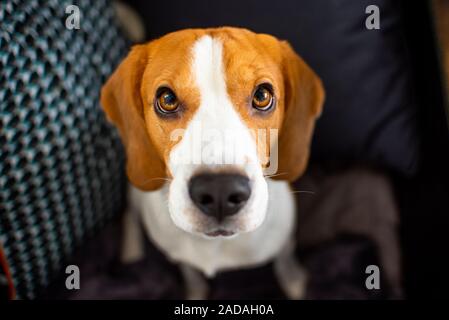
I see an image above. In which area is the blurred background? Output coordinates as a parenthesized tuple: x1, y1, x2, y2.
(0, 0, 448, 299)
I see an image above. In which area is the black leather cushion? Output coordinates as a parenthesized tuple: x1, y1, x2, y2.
(126, 0, 420, 175)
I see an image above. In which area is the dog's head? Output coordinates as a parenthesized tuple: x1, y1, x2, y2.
(101, 27, 324, 238)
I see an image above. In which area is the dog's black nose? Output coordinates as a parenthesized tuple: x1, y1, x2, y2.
(189, 173, 251, 221)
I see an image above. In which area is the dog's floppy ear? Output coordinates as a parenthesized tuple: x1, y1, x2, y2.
(101, 45, 166, 191)
(274, 41, 325, 182)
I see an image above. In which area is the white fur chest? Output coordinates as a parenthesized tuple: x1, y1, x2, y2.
(131, 179, 296, 277)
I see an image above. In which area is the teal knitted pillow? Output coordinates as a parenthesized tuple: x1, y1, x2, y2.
(0, 0, 129, 299)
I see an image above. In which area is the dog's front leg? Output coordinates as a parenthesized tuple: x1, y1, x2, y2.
(121, 209, 145, 264)
(274, 239, 308, 300)
(180, 265, 209, 300)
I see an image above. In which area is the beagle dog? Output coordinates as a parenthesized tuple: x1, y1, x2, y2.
(101, 27, 324, 299)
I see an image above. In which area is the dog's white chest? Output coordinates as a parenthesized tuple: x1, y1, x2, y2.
(130, 179, 296, 276)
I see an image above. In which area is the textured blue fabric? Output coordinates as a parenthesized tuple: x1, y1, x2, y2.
(0, 0, 129, 299)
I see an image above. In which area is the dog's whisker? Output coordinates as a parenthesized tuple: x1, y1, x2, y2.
(290, 190, 316, 195)
(264, 172, 288, 178)
(140, 177, 173, 184)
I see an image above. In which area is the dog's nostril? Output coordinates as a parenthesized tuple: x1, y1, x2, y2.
(189, 173, 251, 220)
(200, 194, 214, 205)
(228, 192, 248, 206)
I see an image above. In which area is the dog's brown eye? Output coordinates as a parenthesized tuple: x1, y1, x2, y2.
(156, 88, 179, 113)
(252, 84, 274, 111)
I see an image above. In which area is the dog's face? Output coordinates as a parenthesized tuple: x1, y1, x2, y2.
(101, 28, 324, 238)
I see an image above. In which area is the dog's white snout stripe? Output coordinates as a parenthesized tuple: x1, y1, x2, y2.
(169, 35, 261, 171)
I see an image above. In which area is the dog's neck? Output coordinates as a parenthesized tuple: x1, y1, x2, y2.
(129, 179, 296, 277)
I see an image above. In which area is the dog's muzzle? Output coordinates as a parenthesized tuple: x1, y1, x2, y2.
(188, 173, 251, 223)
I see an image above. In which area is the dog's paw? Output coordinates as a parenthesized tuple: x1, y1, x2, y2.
(181, 265, 209, 300)
(274, 252, 308, 300)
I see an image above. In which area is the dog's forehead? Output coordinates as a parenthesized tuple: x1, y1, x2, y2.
(218, 30, 283, 83)
(144, 28, 282, 89)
